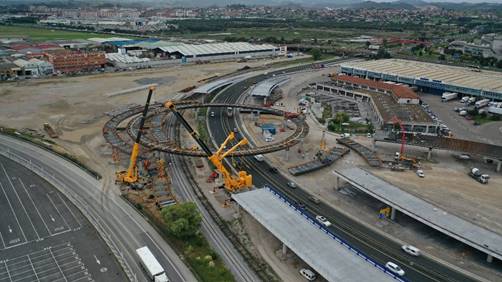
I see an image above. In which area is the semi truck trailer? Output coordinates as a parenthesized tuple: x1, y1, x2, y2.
(474, 99, 490, 109)
(136, 246, 169, 282)
(441, 92, 458, 102)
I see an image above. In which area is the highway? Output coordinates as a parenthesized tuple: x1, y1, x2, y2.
(163, 115, 261, 282)
(0, 134, 196, 282)
(206, 65, 482, 282)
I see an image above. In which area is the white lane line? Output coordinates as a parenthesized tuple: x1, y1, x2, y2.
(0, 163, 40, 241)
(48, 248, 68, 282)
(56, 193, 82, 230)
(46, 194, 71, 232)
(0, 181, 27, 244)
(18, 178, 52, 236)
(0, 232, 5, 249)
(2, 261, 12, 282)
(27, 256, 40, 282)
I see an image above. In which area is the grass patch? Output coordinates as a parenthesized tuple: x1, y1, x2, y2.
(124, 195, 234, 282)
(327, 120, 372, 134)
(0, 24, 124, 41)
(473, 114, 501, 125)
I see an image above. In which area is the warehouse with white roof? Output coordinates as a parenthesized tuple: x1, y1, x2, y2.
(125, 41, 280, 61)
(341, 59, 502, 101)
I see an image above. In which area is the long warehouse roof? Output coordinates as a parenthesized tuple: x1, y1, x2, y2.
(342, 59, 502, 93)
(157, 42, 277, 57)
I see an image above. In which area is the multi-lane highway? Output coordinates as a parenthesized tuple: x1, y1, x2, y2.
(0, 134, 196, 282)
(163, 115, 261, 282)
(206, 64, 482, 282)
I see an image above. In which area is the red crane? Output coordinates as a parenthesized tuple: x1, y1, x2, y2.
(390, 116, 406, 157)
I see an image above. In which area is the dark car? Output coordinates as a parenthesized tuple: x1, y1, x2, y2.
(268, 167, 278, 174)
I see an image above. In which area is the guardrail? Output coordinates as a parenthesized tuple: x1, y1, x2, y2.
(265, 185, 407, 282)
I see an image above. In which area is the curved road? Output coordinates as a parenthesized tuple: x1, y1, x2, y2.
(0, 134, 196, 282)
(207, 65, 483, 282)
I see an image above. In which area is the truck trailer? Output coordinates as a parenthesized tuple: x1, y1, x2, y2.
(474, 99, 490, 109)
(136, 246, 169, 282)
(441, 92, 458, 102)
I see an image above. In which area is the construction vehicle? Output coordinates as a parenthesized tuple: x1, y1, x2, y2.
(390, 116, 419, 168)
(165, 101, 252, 192)
(469, 168, 489, 184)
(116, 87, 155, 185)
(43, 123, 58, 138)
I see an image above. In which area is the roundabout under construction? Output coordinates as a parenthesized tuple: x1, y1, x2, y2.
(103, 99, 309, 157)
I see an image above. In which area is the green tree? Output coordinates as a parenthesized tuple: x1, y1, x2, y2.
(311, 48, 322, 60)
(161, 202, 202, 239)
(334, 112, 349, 124)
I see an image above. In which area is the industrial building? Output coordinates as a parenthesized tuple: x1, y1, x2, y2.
(317, 74, 438, 135)
(341, 59, 502, 101)
(123, 41, 281, 61)
(45, 50, 106, 73)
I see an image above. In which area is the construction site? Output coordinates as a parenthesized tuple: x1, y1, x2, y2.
(1, 56, 502, 282)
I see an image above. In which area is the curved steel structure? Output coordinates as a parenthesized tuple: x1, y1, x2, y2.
(103, 101, 309, 157)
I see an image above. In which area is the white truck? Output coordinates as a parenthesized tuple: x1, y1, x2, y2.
(136, 247, 169, 282)
(469, 168, 489, 184)
(460, 96, 470, 103)
(474, 99, 490, 109)
(441, 92, 458, 102)
(468, 97, 477, 104)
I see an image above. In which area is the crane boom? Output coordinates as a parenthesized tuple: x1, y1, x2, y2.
(164, 101, 252, 192)
(116, 87, 155, 184)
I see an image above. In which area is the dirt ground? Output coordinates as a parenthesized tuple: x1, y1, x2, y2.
(239, 69, 502, 281)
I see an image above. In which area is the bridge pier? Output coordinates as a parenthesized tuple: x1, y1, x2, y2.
(284, 147, 289, 161)
(334, 176, 341, 191)
(427, 147, 433, 161)
(390, 207, 397, 221)
(487, 254, 493, 263)
(497, 160, 501, 173)
(282, 243, 288, 256)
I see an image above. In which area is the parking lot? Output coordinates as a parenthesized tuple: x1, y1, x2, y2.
(421, 93, 502, 146)
(0, 155, 125, 282)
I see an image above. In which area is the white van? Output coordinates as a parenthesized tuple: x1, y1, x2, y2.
(254, 154, 265, 162)
(299, 268, 316, 281)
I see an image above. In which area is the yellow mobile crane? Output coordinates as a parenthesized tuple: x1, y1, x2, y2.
(164, 101, 252, 192)
(116, 87, 155, 185)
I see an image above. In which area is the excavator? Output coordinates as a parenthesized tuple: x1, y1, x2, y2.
(116, 86, 155, 185)
(164, 101, 252, 193)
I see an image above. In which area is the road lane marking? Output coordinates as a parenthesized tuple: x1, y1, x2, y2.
(0, 179, 27, 245)
(46, 193, 71, 232)
(18, 178, 52, 235)
(57, 193, 82, 230)
(1, 163, 41, 241)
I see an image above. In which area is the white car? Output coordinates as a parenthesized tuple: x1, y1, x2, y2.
(385, 262, 405, 276)
(287, 181, 297, 189)
(315, 215, 332, 227)
(299, 268, 316, 281)
(210, 111, 215, 117)
(416, 170, 425, 178)
(401, 245, 421, 257)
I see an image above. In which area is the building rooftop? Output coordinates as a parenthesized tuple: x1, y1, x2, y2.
(333, 74, 419, 100)
(232, 188, 396, 282)
(335, 167, 502, 262)
(251, 76, 289, 97)
(342, 59, 502, 93)
(156, 42, 278, 57)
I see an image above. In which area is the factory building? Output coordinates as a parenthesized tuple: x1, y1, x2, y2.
(45, 50, 106, 73)
(124, 41, 280, 61)
(341, 59, 502, 101)
(317, 74, 438, 135)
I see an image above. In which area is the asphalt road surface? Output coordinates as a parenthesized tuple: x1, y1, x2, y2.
(0, 134, 196, 282)
(206, 65, 482, 282)
(0, 155, 126, 282)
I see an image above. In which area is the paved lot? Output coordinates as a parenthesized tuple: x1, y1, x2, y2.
(421, 93, 502, 146)
(0, 155, 125, 282)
